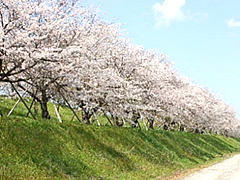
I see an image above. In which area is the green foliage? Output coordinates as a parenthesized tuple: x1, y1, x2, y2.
(1, 96, 240, 179)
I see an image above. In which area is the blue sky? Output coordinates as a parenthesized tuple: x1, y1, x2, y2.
(84, 0, 240, 118)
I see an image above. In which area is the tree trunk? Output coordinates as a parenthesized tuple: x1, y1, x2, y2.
(148, 118, 154, 129)
(0, 59, 2, 73)
(34, 100, 38, 114)
(131, 111, 141, 128)
(179, 124, 185, 131)
(115, 117, 124, 127)
(40, 89, 50, 119)
(82, 110, 92, 124)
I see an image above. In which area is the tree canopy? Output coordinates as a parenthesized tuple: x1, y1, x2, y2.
(0, 0, 239, 136)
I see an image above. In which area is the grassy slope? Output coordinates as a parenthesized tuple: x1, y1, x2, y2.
(1, 96, 240, 180)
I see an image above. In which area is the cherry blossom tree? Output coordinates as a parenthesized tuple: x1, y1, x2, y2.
(1, 0, 239, 136)
(0, 0, 96, 118)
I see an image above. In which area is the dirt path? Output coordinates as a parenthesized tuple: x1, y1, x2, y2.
(183, 154, 240, 180)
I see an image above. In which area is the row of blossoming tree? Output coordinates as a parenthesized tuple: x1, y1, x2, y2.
(1, 0, 239, 136)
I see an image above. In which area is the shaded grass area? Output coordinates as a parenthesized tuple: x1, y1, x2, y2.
(1, 96, 240, 179)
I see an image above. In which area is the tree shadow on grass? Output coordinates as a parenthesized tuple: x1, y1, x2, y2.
(1, 120, 99, 179)
(70, 126, 135, 171)
(135, 131, 212, 166)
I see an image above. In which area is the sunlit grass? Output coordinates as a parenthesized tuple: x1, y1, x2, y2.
(1, 96, 240, 179)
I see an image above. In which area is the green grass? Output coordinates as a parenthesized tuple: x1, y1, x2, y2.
(1, 96, 240, 179)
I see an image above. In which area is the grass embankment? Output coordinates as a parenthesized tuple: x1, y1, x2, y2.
(1, 96, 240, 179)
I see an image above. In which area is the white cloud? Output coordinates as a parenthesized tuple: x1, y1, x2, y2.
(152, 0, 208, 27)
(152, 0, 186, 27)
(227, 18, 240, 27)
